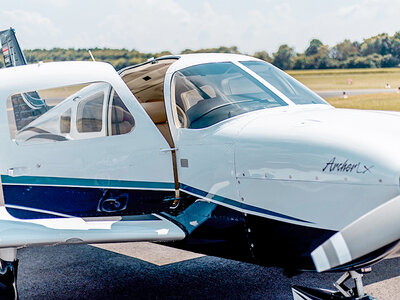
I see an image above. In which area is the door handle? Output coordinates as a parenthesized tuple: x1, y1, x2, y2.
(7, 167, 30, 177)
(160, 148, 178, 153)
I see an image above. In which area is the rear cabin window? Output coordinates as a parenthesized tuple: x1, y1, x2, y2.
(7, 82, 135, 145)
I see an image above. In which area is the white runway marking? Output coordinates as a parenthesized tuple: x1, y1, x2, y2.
(91, 242, 204, 266)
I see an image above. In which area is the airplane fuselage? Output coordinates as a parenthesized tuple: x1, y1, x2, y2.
(0, 54, 397, 299)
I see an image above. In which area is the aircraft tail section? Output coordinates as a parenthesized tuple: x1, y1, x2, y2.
(0, 28, 49, 130)
(0, 28, 27, 67)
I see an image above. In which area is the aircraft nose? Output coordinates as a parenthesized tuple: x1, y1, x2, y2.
(311, 194, 400, 272)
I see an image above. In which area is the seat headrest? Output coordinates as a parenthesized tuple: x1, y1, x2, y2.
(112, 106, 134, 123)
(141, 101, 167, 124)
(180, 85, 216, 110)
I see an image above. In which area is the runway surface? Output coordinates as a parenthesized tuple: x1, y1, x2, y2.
(317, 88, 397, 98)
(16, 242, 400, 299)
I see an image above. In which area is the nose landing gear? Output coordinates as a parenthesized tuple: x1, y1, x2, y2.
(292, 268, 375, 300)
(0, 248, 18, 300)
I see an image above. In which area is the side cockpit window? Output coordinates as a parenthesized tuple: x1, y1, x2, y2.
(109, 90, 135, 136)
(77, 91, 104, 133)
(240, 61, 328, 105)
(7, 82, 135, 145)
(60, 109, 71, 133)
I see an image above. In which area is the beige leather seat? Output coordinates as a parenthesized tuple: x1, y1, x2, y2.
(141, 101, 173, 147)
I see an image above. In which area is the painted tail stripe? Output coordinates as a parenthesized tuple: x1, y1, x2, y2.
(1, 175, 175, 190)
(180, 183, 313, 224)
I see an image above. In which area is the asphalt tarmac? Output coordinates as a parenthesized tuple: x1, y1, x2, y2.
(16, 242, 400, 299)
(317, 88, 398, 98)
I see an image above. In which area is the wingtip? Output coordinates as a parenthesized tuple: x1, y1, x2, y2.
(311, 245, 331, 272)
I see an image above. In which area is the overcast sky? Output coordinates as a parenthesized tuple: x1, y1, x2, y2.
(1, 0, 399, 54)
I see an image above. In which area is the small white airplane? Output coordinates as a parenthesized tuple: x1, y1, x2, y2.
(0, 28, 398, 299)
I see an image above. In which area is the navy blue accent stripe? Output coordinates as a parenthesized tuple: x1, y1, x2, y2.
(2, 184, 174, 220)
(1, 175, 175, 190)
(180, 183, 313, 224)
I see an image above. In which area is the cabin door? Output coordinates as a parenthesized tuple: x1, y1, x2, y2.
(0, 78, 176, 219)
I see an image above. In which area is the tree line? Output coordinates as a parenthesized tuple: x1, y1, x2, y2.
(267, 32, 400, 70)
(1, 32, 399, 70)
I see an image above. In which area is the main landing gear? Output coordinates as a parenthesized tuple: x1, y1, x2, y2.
(0, 248, 18, 300)
(292, 268, 375, 300)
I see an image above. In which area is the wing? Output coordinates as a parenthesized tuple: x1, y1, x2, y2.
(0, 206, 185, 248)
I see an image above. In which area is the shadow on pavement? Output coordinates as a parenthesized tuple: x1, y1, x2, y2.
(17, 244, 400, 300)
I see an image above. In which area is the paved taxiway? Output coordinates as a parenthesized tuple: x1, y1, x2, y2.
(317, 88, 398, 98)
(16, 242, 399, 299)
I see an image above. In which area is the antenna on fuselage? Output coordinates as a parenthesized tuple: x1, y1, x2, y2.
(88, 49, 96, 62)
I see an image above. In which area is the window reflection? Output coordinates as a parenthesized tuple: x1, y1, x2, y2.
(8, 82, 135, 145)
(110, 91, 135, 136)
(77, 92, 104, 133)
(172, 62, 287, 129)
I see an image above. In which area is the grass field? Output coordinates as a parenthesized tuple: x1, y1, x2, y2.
(288, 68, 400, 91)
(326, 92, 400, 111)
(285, 67, 400, 111)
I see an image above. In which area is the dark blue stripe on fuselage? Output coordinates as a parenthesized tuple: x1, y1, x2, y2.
(1, 175, 175, 190)
(2, 175, 175, 219)
(179, 183, 313, 224)
(1, 175, 311, 224)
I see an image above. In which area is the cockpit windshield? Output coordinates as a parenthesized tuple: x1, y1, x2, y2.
(240, 60, 328, 105)
(172, 62, 288, 129)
